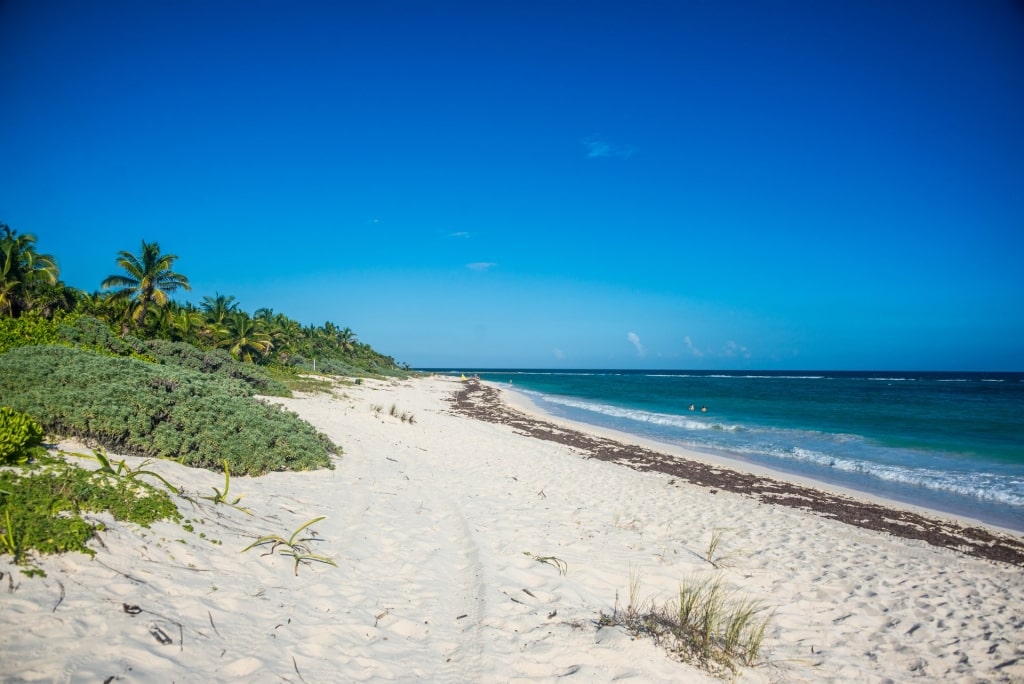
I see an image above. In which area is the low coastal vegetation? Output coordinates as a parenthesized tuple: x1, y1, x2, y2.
(599, 573, 771, 676)
(0, 223, 405, 572)
(0, 405, 46, 466)
(1, 437, 341, 577)
(1, 444, 181, 576)
(523, 550, 568, 575)
(371, 403, 417, 423)
(240, 515, 337, 576)
(0, 345, 333, 475)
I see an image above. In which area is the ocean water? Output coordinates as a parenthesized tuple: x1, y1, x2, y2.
(439, 370, 1024, 532)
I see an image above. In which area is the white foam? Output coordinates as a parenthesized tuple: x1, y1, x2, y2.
(749, 446, 1024, 508)
(519, 385, 1024, 514)
(530, 391, 741, 432)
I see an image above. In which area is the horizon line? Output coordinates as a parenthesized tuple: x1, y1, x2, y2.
(415, 367, 1024, 375)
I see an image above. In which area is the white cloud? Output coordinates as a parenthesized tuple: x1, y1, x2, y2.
(583, 136, 635, 159)
(627, 331, 646, 357)
(684, 336, 751, 360)
(584, 138, 611, 157)
(723, 340, 752, 359)
(449, 231, 470, 238)
(684, 335, 705, 358)
(466, 262, 497, 271)
(553, 348, 566, 360)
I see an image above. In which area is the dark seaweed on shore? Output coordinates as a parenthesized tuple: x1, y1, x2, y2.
(448, 379, 1024, 568)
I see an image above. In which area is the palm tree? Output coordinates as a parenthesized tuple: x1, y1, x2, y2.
(167, 302, 206, 343)
(274, 315, 304, 345)
(337, 326, 358, 354)
(200, 293, 238, 325)
(77, 289, 131, 323)
(264, 314, 305, 364)
(26, 281, 77, 319)
(0, 224, 60, 317)
(220, 311, 273, 363)
(101, 240, 190, 330)
(321, 321, 340, 340)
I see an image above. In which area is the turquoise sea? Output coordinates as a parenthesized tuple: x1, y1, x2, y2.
(433, 370, 1024, 532)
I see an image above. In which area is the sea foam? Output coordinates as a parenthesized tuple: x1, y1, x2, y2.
(521, 387, 1024, 513)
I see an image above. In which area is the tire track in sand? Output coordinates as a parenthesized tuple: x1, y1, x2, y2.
(275, 392, 489, 681)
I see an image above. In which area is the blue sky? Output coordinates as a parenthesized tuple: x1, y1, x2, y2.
(2, 1, 1022, 370)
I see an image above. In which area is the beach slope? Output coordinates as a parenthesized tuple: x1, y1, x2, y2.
(2, 376, 1022, 682)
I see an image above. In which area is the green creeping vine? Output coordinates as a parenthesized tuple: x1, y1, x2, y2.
(0, 458, 181, 576)
(241, 516, 337, 576)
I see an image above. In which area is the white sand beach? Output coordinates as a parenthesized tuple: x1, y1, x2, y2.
(2, 375, 1023, 683)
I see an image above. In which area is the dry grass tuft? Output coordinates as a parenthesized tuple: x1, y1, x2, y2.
(599, 572, 770, 675)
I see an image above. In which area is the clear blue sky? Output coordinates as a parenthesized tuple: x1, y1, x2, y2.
(2, 1, 1022, 370)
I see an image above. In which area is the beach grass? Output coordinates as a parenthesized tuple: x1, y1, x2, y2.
(524, 551, 568, 575)
(600, 573, 771, 674)
(372, 403, 416, 424)
(703, 527, 738, 568)
(266, 367, 337, 395)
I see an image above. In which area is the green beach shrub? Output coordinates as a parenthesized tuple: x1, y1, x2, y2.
(0, 313, 63, 354)
(2, 314, 289, 396)
(0, 345, 335, 475)
(144, 339, 289, 396)
(1, 314, 157, 361)
(56, 315, 152, 359)
(290, 356, 412, 379)
(293, 356, 365, 377)
(0, 407, 46, 465)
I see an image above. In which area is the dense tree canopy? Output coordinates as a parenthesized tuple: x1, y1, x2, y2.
(0, 225, 61, 318)
(0, 223, 405, 373)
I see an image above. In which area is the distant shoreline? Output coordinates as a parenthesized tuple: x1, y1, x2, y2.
(432, 368, 1024, 534)
(451, 378, 1024, 566)
(420, 367, 1024, 377)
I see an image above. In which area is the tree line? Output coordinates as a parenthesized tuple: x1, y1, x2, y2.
(0, 223, 402, 372)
